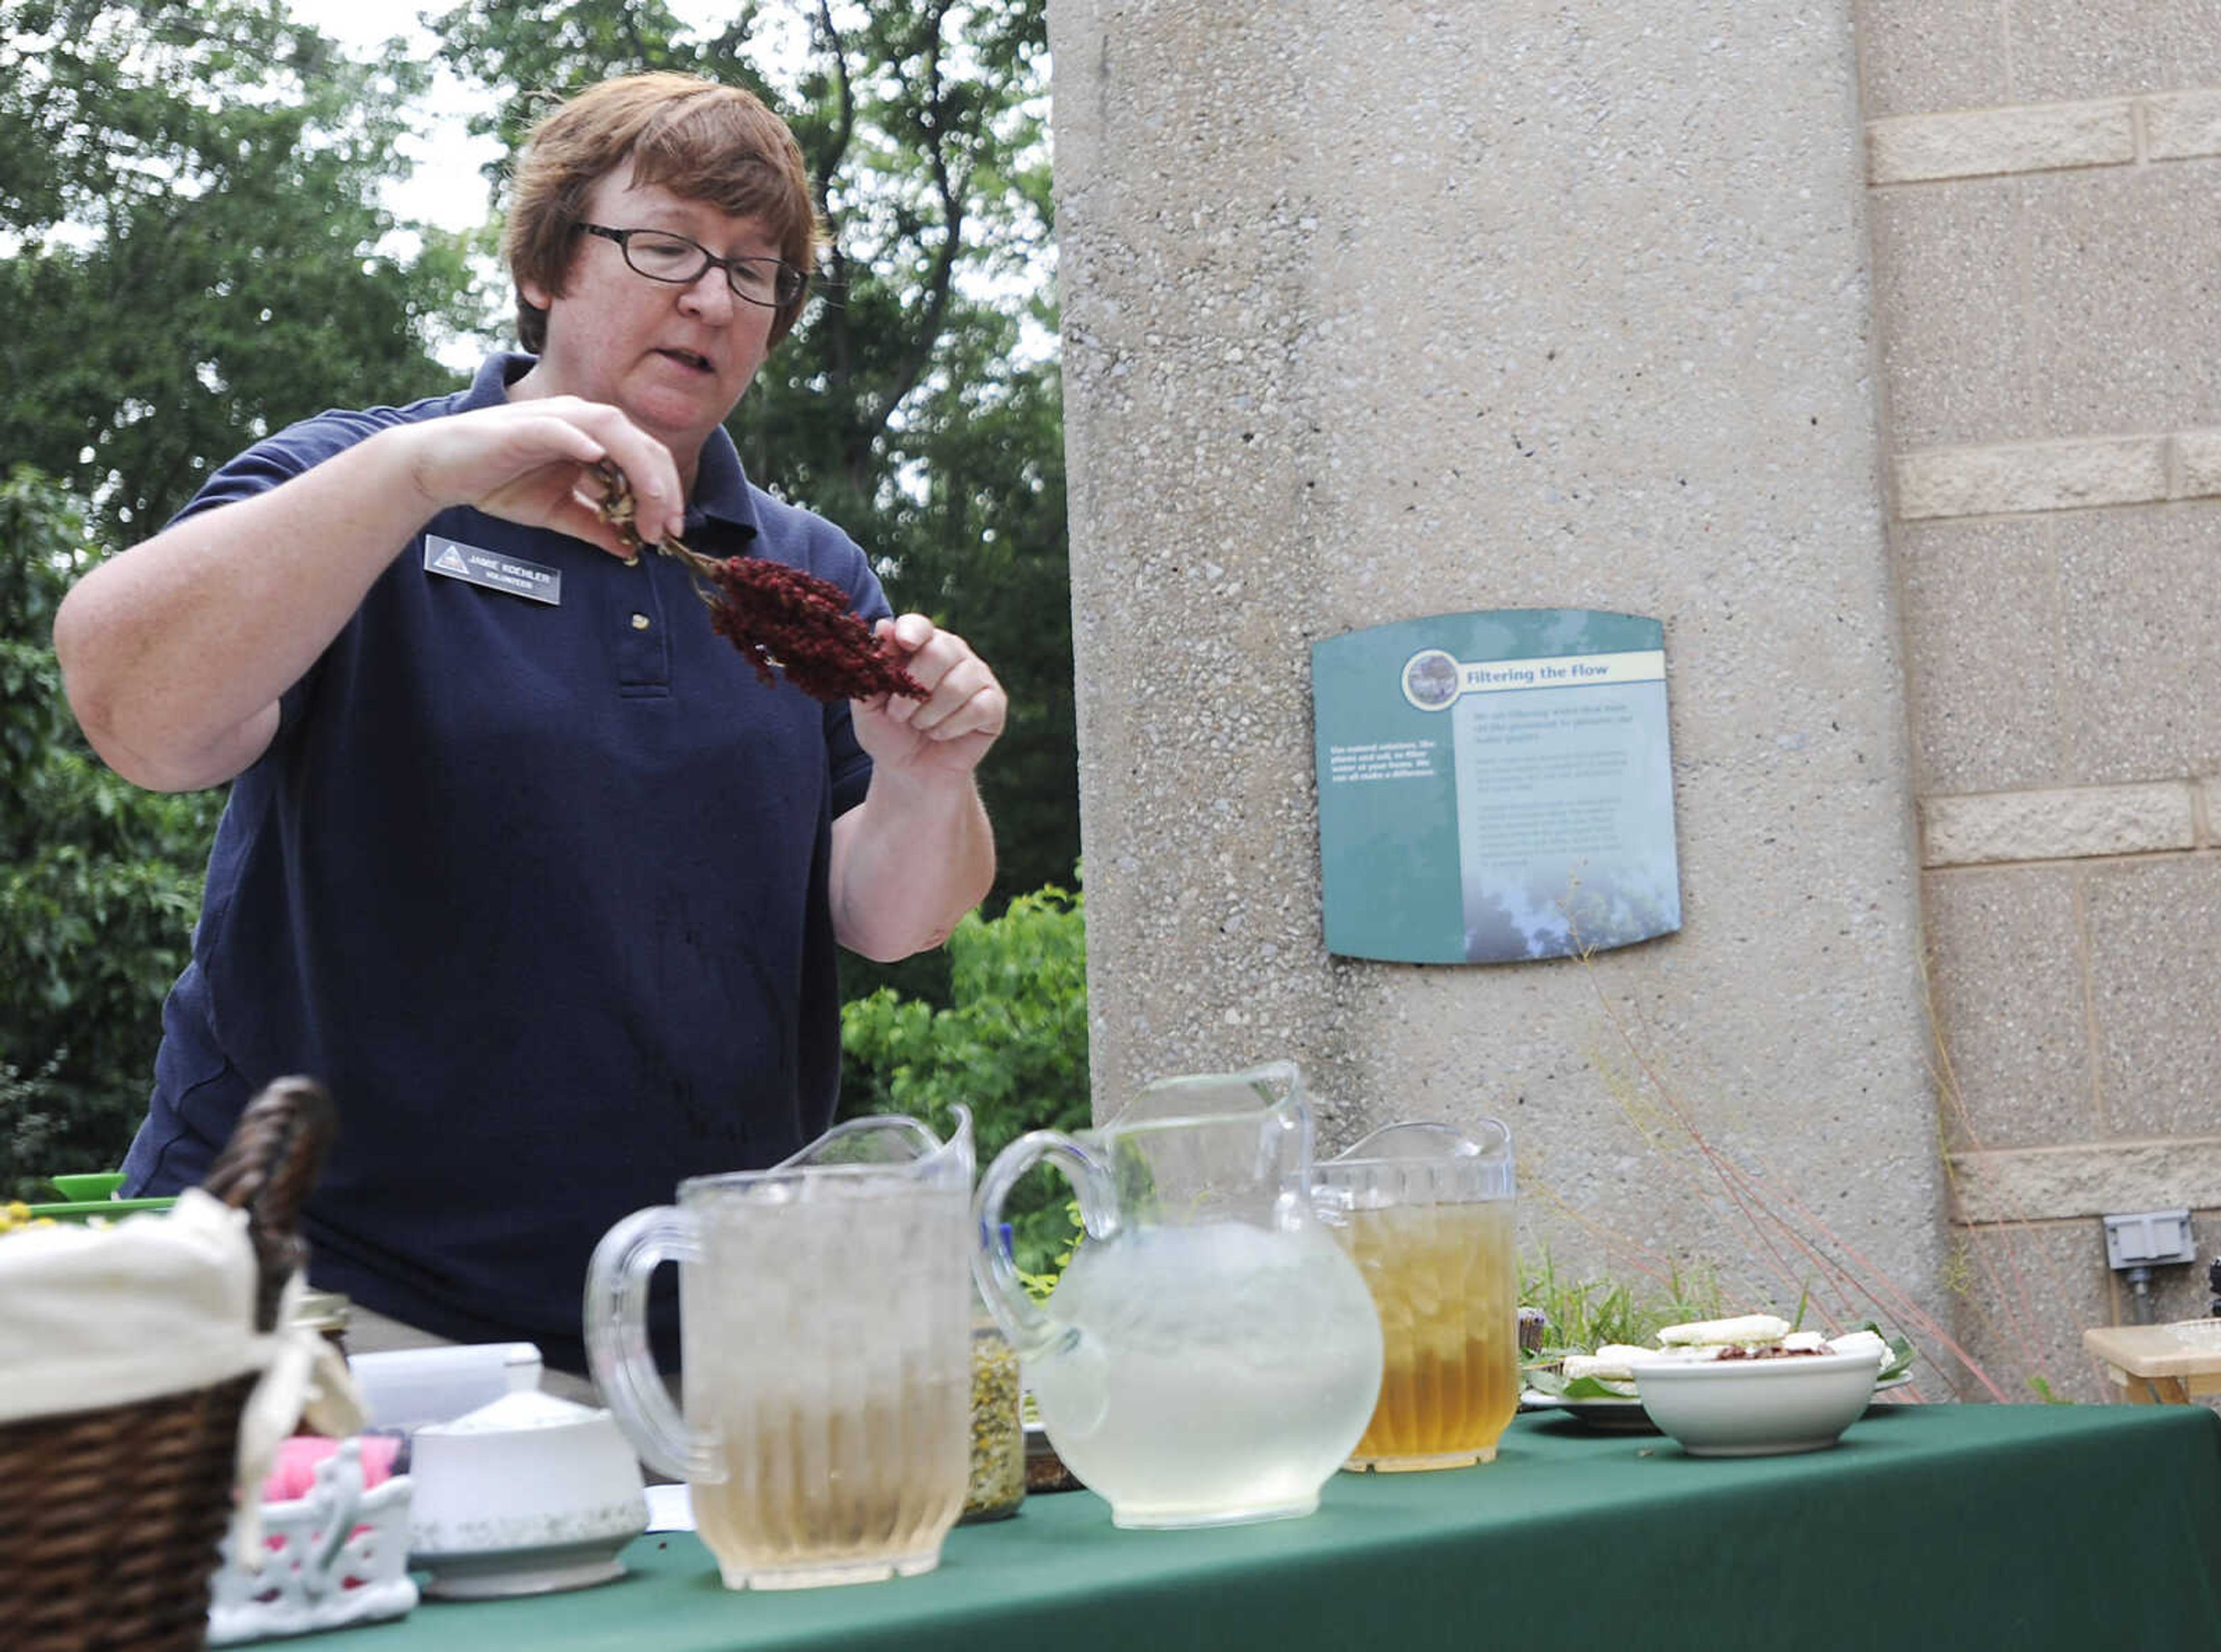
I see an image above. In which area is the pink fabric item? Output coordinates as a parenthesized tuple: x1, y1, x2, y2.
(260, 1433, 400, 1503)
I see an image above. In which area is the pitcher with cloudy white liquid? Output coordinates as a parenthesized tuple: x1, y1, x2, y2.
(585, 1109, 973, 1590)
(972, 1063, 1382, 1529)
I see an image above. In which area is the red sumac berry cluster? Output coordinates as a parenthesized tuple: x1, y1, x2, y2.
(704, 557, 927, 705)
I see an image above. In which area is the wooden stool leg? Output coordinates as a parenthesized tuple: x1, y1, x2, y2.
(2124, 1374, 2190, 1404)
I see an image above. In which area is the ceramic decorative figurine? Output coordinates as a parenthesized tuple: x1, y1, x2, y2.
(207, 1439, 418, 1644)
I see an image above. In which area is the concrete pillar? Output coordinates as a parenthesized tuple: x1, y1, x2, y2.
(1051, 0, 1947, 1328)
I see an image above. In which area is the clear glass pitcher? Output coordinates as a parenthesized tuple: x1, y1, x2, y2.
(1313, 1118, 1518, 1472)
(972, 1062, 1382, 1529)
(584, 1109, 973, 1590)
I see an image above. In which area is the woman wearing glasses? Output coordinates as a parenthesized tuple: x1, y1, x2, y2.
(52, 73, 1005, 1388)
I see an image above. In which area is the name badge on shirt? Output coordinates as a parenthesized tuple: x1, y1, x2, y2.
(422, 535, 562, 606)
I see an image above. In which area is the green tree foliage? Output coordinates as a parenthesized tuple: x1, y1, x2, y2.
(0, 469, 221, 1196)
(0, 1, 492, 1188)
(840, 879, 1087, 1274)
(0, 0, 485, 543)
(435, 0, 1076, 925)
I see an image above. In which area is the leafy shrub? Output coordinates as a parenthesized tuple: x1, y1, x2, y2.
(841, 879, 1089, 1277)
(0, 467, 220, 1197)
(1519, 1247, 1728, 1358)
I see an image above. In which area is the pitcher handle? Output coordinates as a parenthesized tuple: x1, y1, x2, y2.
(971, 1127, 1118, 1365)
(583, 1204, 718, 1484)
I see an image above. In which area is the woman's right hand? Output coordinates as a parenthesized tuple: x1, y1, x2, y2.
(397, 397, 688, 558)
(53, 396, 689, 792)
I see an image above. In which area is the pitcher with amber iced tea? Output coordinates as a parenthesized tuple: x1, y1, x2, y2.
(584, 1109, 973, 1590)
(1314, 1119, 1519, 1472)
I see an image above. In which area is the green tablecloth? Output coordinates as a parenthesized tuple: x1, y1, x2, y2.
(316, 1403, 2221, 1651)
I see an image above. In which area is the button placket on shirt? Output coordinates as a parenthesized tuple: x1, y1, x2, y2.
(615, 551, 673, 693)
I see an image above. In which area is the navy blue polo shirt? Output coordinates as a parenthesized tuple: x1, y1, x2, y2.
(120, 353, 885, 1373)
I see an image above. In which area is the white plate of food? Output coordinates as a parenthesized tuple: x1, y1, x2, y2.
(1518, 1387, 1657, 1432)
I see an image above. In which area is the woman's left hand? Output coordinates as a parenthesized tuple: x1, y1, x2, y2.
(850, 614, 1007, 777)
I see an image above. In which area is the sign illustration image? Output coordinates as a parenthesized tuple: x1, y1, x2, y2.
(1311, 609, 1681, 964)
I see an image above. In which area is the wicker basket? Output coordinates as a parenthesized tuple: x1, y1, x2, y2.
(0, 1077, 336, 1652)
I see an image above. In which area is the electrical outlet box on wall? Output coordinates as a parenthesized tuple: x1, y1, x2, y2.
(2102, 1210, 2197, 1271)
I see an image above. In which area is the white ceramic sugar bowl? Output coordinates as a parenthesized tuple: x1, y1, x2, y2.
(407, 1390, 649, 1598)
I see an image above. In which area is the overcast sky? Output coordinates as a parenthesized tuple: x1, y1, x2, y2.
(275, 0, 497, 231)
(281, 0, 780, 231)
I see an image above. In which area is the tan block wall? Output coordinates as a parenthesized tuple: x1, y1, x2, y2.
(1858, 0, 2221, 1395)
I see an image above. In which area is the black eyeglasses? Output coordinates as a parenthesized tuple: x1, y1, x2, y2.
(576, 224, 807, 308)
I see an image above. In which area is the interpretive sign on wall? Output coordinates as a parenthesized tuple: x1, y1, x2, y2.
(1311, 609, 1681, 964)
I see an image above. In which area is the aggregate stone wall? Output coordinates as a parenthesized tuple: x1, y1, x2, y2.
(1858, 2, 2221, 1398)
(1049, 0, 1949, 1351)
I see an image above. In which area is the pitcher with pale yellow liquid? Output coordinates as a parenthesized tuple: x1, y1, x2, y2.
(973, 1062, 1383, 1529)
(1314, 1119, 1519, 1472)
(584, 1109, 973, 1590)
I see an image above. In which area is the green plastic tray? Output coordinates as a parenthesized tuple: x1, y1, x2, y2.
(21, 1196, 178, 1223)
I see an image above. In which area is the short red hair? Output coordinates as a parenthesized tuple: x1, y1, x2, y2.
(503, 73, 820, 352)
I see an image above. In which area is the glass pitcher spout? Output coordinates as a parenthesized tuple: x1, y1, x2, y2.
(1315, 1118, 1512, 1211)
(1110, 1057, 1304, 1127)
(774, 1107, 975, 1189)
